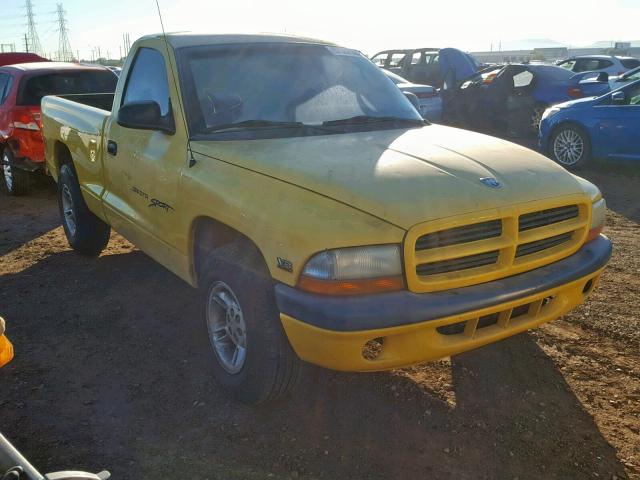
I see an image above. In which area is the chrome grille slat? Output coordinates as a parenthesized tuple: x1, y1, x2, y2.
(519, 205, 579, 231)
(416, 220, 502, 250)
(416, 250, 499, 276)
(515, 232, 574, 257)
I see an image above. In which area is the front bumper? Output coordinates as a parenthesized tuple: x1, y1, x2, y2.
(276, 235, 611, 371)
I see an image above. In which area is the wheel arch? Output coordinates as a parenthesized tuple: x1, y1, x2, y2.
(51, 141, 74, 178)
(190, 216, 271, 288)
(548, 120, 592, 154)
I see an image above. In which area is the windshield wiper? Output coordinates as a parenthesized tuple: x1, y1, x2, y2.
(206, 119, 306, 133)
(322, 115, 426, 127)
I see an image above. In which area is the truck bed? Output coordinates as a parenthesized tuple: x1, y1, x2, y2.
(54, 93, 114, 112)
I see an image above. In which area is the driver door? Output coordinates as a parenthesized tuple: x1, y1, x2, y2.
(102, 46, 188, 273)
(593, 83, 640, 160)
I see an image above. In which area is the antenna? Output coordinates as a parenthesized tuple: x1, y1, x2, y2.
(154, 0, 196, 167)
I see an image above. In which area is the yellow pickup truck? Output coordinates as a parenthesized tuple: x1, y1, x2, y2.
(41, 33, 611, 404)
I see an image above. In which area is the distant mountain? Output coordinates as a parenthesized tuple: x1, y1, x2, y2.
(497, 39, 568, 51)
(585, 40, 640, 48)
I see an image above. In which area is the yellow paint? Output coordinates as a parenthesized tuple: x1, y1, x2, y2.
(0, 335, 14, 368)
(281, 268, 603, 371)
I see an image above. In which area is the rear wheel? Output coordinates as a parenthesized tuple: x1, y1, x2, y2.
(549, 124, 591, 169)
(58, 164, 110, 256)
(200, 241, 302, 404)
(530, 105, 546, 134)
(1, 149, 30, 196)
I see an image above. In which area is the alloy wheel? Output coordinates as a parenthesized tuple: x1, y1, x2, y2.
(206, 281, 247, 374)
(2, 153, 12, 192)
(553, 129, 584, 166)
(61, 184, 77, 237)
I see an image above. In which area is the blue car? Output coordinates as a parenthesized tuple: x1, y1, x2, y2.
(539, 79, 640, 169)
(444, 63, 611, 137)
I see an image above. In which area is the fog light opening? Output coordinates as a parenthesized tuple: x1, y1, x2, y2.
(582, 279, 594, 295)
(362, 337, 384, 361)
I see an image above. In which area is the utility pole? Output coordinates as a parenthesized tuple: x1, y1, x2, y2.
(24, 0, 44, 56)
(55, 3, 74, 61)
(23, 33, 29, 52)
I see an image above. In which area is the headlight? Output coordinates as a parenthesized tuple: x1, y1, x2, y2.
(541, 107, 560, 122)
(299, 245, 404, 295)
(587, 197, 606, 243)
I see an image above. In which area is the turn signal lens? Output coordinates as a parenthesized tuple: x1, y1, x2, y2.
(298, 275, 405, 295)
(586, 225, 604, 244)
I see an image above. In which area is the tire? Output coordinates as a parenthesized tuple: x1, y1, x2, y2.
(58, 164, 110, 256)
(530, 105, 546, 134)
(549, 124, 591, 170)
(200, 241, 302, 404)
(1, 149, 30, 196)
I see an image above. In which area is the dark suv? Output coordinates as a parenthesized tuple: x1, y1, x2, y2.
(371, 48, 442, 87)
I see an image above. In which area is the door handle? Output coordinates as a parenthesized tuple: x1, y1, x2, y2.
(107, 140, 117, 156)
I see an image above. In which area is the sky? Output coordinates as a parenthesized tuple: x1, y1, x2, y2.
(1, 0, 639, 60)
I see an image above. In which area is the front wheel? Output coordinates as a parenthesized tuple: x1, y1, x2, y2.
(549, 124, 591, 169)
(201, 243, 302, 404)
(1, 149, 30, 196)
(58, 164, 111, 256)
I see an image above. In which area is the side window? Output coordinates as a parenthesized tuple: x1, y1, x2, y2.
(371, 53, 388, 67)
(0, 74, 12, 105)
(575, 59, 601, 72)
(558, 60, 576, 71)
(625, 84, 640, 105)
(513, 70, 534, 88)
(388, 53, 406, 68)
(597, 60, 613, 70)
(621, 59, 640, 69)
(411, 52, 422, 65)
(121, 47, 170, 116)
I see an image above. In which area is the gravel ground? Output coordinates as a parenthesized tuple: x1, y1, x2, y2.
(0, 164, 638, 480)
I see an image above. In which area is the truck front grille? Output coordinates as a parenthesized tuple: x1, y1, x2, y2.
(404, 197, 590, 293)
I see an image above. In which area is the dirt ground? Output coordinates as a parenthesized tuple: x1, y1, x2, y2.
(1, 164, 638, 480)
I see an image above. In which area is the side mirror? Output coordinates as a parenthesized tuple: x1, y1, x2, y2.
(595, 71, 609, 83)
(611, 91, 626, 104)
(403, 91, 420, 110)
(117, 100, 175, 134)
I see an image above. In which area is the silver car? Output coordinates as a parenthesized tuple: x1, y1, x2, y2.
(382, 69, 442, 122)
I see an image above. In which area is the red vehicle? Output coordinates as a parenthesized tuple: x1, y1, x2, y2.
(0, 62, 117, 195)
(0, 52, 48, 68)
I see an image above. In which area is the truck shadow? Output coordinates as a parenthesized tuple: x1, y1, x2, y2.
(0, 177, 58, 256)
(0, 249, 627, 479)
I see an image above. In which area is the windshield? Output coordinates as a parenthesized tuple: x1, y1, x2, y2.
(178, 42, 421, 138)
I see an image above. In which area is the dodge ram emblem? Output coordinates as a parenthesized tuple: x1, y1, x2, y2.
(480, 177, 502, 189)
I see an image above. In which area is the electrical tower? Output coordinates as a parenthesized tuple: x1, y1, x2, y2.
(55, 3, 73, 61)
(24, 0, 43, 56)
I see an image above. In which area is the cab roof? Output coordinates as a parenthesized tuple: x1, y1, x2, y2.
(139, 32, 338, 49)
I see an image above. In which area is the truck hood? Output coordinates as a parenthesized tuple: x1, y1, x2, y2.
(191, 124, 586, 230)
